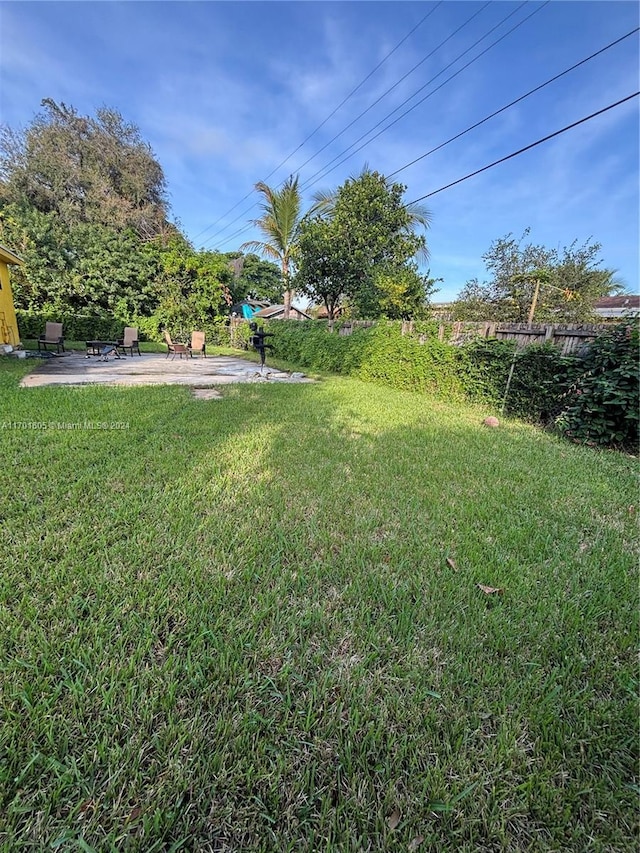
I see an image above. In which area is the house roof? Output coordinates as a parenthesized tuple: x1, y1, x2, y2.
(314, 304, 346, 318)
(594, 295, 640, 309)
(230, 299, 269, 310)
(0, 244, 24, 265)
(594, 295, 640, 317)
(253, 304, 312, 319)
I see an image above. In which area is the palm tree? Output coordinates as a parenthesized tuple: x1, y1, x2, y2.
(240, 175, 302, 319)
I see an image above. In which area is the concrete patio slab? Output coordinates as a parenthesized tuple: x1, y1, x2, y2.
(19, 351, 314, 388)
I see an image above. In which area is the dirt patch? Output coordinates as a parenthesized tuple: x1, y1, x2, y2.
(192, 388, 223, 400)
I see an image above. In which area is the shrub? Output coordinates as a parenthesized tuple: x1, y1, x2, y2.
(16, 309, 239, 348)
(352, 323, 463, 397)
(508, 345, 572, 424)
(16, 309, 124, 342)
(456, 338, 515, 404)
(269, 321, 464, 397)
(556, 323, 639, 450)
(268, 320, 361, 373)
(458, 339, 572, 423)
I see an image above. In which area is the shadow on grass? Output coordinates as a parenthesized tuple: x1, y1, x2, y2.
(0, 365, 637, 851)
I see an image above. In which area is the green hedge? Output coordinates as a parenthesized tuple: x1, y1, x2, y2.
(267, 319, 639, 448)
(16, 310, 125, 342)
(556, 323, 639, 449)
(457, 338, 570, 423)
(268, 321, 563, 415)
(16, 310, 239, 348)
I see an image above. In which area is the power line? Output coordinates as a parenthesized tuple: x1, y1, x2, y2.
(204, 200, 261, 251)
(207, 5, 637, 254)
(206, 1, 544, 250)
(202, 2, 500, 250)
(261, 2, 443, 182)
(210, 219, 261, 253)
(388, 26, 639, 178)
(300, 0, 549, 192)
(191, 3, 440, 246)
(407, 92, 640, 204)
(291, 1, 492, 179)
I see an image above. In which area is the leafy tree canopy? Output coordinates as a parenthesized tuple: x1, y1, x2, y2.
(0, 99, 170, 239)
(0, 201, 161, 318)
(225, 253, 283, 304)
(295, 169, 433, 319)
(452, 230, 620, 322)
(150, 237, 234, 336)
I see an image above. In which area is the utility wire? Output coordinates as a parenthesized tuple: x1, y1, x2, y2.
(261, 2, 443, 181)
(291, 1, 492, 178)
(208, 220, 264, 254)
(388, 26, 639, 178)
(407, 92, 639, 204)
(203, 1, 497, 250)
(211, 27, 635, 252)
(191, 3, 440, 245)
(205, 1, 540, 250)
(300, 0, 549, 192)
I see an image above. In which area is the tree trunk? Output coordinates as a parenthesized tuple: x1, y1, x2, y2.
(325, 297, 334, 322)
(282, 259, 291, 319)
(283, 287, 292, 319)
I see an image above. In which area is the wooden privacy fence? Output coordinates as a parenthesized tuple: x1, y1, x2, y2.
(441, 321, 615, 355)
(364, 320, 621, 355)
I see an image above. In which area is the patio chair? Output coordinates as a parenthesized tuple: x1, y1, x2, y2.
(118, 327, 141, 356)
(163, 329, 188, 360)
(189, 330, 206, 358)
(38, 322, 65, 354)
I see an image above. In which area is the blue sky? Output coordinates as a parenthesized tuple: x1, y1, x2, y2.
(1, 1, 638, 302)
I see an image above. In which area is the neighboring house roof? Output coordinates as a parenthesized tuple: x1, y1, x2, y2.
(230, 299, 270, 319)
(314, 304, 346, 319)
(253, 304, 312, 320)
(0, 244, 24, 265)
(594, 295, 640, 317)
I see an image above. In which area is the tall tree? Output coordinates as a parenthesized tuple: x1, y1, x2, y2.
(225, 252, 283, 304)
(311, 164, 431, 244)
(152, 237, 233, 335)
(295, 169, 432, 320)
(452, 230, 620, 322)
(0, 99, 170, 238)
(0, 99, 177, 320)
(239, 175, 302, 319)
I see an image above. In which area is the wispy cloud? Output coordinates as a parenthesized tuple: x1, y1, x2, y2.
(0, 0, 637, 292)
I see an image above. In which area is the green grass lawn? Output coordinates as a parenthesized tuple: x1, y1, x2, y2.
(0, 357, 637, 852)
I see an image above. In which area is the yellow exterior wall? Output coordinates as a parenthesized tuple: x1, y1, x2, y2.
(0, 246, 23, 347)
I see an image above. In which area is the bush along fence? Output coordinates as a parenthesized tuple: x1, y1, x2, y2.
(15, 310, 238, 348)
(13, 309, 638, 450)
(16, 310, 125, 343)
(341, 319, 618, 355)
(266, 319, 639, 451)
